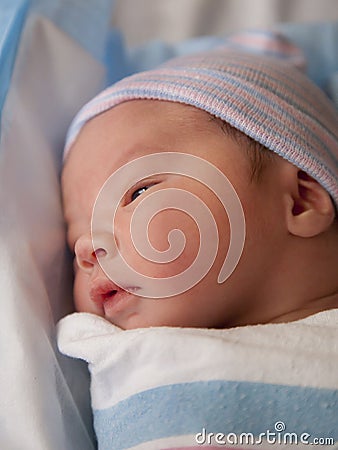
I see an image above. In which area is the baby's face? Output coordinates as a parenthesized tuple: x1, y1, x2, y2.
(62, 100, 284, 329)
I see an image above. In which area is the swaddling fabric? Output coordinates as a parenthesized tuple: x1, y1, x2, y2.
(57, 310, 338, 450)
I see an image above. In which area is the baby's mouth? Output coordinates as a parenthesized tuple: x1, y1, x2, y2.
(89, 279, 139, 307)
(101, 289, 118, 301)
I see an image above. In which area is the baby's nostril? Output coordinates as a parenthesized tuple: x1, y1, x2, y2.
(93, 247, 107, 258)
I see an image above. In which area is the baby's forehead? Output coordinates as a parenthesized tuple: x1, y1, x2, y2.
(99, 99, 219, 129)
(61, 99, 248, 198)
(63, 100, 229, 167)
(64, 99, 226, 167)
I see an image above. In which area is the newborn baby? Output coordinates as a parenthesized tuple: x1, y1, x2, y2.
(58, 39, 338, 449)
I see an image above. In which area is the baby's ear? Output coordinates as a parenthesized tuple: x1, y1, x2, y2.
(285, 170, 335, 237)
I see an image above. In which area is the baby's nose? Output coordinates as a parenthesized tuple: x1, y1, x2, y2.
(74, 235, 107, 273)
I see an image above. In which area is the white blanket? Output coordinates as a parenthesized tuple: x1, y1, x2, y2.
(57, 309, 338, 450)
(0, 15, 105, 449)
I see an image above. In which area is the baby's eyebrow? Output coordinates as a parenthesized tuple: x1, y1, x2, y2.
(111, 144, 165, 170)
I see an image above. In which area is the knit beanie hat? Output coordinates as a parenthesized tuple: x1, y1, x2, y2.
(64, 33, 338, 209)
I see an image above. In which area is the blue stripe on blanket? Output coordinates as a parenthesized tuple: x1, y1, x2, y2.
(94, 380, 338, 450)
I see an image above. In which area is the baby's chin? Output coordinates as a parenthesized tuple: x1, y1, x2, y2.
(74, 298, 105, 318)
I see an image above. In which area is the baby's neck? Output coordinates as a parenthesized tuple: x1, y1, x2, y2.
(252, 227, 338, 326)
(268, 290, 338, 324)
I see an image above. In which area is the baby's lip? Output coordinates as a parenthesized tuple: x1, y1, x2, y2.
(89, 278, 139, 306)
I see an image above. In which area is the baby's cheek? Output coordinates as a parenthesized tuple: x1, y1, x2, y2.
(121, 209, 200, 279)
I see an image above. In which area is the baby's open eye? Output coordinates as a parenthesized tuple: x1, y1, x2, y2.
(125, 179, 160, 205)
(131, 185, 150, 202)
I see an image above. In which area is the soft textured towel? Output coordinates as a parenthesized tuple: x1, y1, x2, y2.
(57, 310, 338, 450)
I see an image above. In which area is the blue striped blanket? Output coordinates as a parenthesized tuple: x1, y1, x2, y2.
(57, 310, 338, 449)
